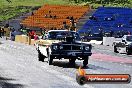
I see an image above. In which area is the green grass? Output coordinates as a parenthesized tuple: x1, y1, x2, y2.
(0, 0, 71, 21)
(1, 0, 132, 21)
(0, 0, 71, 8)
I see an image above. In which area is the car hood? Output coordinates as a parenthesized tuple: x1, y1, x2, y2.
(55, 40, 91, 46)
(36, 39, 60, 45)
(75, 41, 91, 45)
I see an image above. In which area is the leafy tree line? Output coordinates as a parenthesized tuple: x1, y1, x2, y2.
(69, 0, 132, 8)
(6, 0, 12, 3)
(5, 0, 132, 4)
(70, 0, 131, 5)
(74, 0, 130, 3)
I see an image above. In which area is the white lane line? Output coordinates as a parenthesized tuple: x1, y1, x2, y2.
(41, 65, 94, 88)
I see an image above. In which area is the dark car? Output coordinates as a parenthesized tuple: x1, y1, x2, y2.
(44, 30, 92, 67)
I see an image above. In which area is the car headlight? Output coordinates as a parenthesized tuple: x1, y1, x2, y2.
(89, 35, 93, 36)
(53, 45, 58, 50)
(60, 45, 63, 49)
(85, 46, 89, 51)
(80, 46, 83, 50)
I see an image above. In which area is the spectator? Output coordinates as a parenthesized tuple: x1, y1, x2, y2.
(69, 17, 77, 31)
(29, 30, 36, 39)
(63, 21, 67, 29)
(128, 31, 131, 35)
(110, 31, 114, 37)
(34, 34, 39, 40)
(42, 32, 45, 39)
(70, 26, 75, 31)
(50, 27, 54, 30)
(60, 27, 63, 30)
(54, 27, 57, 30)
(20, 24, 23, 29)
(44, 14, 48, 18)
(10, 29, 15, 41)
(118, 23, 124, 27)
(104, 17, 114, 21)
(5, 23, 9, 28)
(31, 11, 34, 15)
(41, 28, 46, 37)
(66, 16, 70, 19)
(74, 22, 77, 28)
(89, 16, 93, 20)
(70, 16, 74, 24)
(52, 15, 57, 19)
(63, 21, 66, 24)
(0, 27, 2, 38)
(71, 20, 75, 27)
(43, 28, 46, 34)
(69, 16, 74, 21)
(49, 10, 51, 14)
(1, 28, 4, 37)
(40, 28, 43, 34)
(20, 27, 27, 35)
(49, 15, 52, 18)
(23, 29, 28, 35)
(89, 16, 98, 21)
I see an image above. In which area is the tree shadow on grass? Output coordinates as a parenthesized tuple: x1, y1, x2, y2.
(0, 76, 25, 88)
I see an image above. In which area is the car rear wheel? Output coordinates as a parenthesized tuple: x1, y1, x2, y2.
(48, 53, 53, 65)
(47, 48, 53, 65)
(114, 46, 118, 53)
(83, 56, 89, 67)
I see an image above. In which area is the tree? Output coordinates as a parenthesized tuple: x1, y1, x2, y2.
(6, 0, 12, 3)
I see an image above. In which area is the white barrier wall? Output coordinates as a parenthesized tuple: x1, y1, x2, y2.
(103, 37, 115, 46)
(89, 40, 103, 45)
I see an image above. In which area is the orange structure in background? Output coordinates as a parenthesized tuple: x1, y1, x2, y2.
(21, 4, 91, 31)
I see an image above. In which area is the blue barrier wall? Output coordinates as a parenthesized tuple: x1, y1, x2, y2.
(78, 7, 132, 39)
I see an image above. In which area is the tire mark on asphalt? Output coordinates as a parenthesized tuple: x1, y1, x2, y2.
(91, 53, 132, 64)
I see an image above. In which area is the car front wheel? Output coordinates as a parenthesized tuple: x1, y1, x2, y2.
(126, 47, 131, 55)
(83, 56, 89, 67)
(69, 59, 76, 66)
(38, 50, 45, 62)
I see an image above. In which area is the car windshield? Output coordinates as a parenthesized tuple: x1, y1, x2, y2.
(48, 31, 81, 41)
(126, 36, 132, 41)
